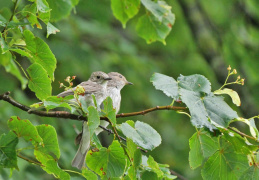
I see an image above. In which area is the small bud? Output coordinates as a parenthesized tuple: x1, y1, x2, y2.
(237, 75, 240, 80)
(241, 79, 245, 85)
(70, 82, 73, 86)
(59, 83, 64, 88)
(233, 69, 237, 74)
(72, 76, 76, 80)
(65, 76, 71, 82)
(227, 65, 231, 71)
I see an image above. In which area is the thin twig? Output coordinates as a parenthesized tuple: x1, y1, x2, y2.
(228, 127, 258, 142)
(170, 170, 188, 180)
(17, 154, 43, 167)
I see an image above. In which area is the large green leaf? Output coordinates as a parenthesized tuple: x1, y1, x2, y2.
(178, 74, 211, 94)
(111, 0, 140, 28)
(119, 121, 161, 150)
(189, 129, 218, 169)
(150, 73, 178, 99)
(8, 116, 42, 145)
(239, 166, 259, 180)
(201, 137, 249, 180)
(136, 1, 175, 44)
(34, 124, 60, 164)
(27, 63, 52, 100)
(0, 131, 18, 169)
(180, 90, 238, 130)
(88, 106, 100, 139)
(23, 30, 56, 80)
(0, 50, 28, 89)
(86, 140, 126, 178)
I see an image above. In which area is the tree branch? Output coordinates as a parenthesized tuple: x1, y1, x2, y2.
(0, 91, 186, 121)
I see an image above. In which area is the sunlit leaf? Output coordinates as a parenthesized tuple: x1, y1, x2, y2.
(214, 88, 241, 106)
(27, 63, 51, 100)
(23, 30, 57, 81)
(119, 121, 161, 150)
(82, 168, 98, 180)
(47, 22, 60, 38)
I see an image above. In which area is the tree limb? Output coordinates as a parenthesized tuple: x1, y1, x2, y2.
(0, 91, 187, 121)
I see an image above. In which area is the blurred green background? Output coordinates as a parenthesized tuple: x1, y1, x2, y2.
(1, 0, 259, 179)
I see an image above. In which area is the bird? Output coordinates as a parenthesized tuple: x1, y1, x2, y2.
(95, 72, 133, 135)
(57, 71, 112, 169)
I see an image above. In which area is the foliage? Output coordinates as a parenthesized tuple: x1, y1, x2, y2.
(1, 0, 259, 180)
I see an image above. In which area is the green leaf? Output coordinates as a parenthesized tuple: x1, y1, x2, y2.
(86, 140, 126, 178)
(46, 0, 74, 21)
(141, 0, 167, 21)
(46, 22, 60, 38)
(239, 166, 259, 180)
(37, 0, 51, 13)
(147, 156, 163, 177)
(111, 0, 140, 28)
(0, 33, 9, 53)
(141, 171, 158, 180)
(180, 89, 238, 130)
(150, 73, 178, 99)
(82, 168, 98, 180)
(102, 97, 116, 124)
(189, 129, 218, 169)
(214, 88, 241, 106)
(136, 1, 175, 44)
(134, 149, 142, 168)
(237, 118, 259, 140)
(0, 131, 18, 169)
(178, 74, 211, 94)
(0, 50, 28, 89)
(44, 160, 70, 180)
(88, 106, 100, 139)
(92, 134, 102, 149)
(34, 124, 60, 165)
(8, 116, 43, 145)
(9, 48, 32, 58)
(222, 129, 258, 155)
(201, 137, 249, 180)
(23, 30, 56, 81)
(42, 95, 74, 112)
(27, 63, 52, 100)
(119, 121, 161, 150)
(22, 3, 42, 28)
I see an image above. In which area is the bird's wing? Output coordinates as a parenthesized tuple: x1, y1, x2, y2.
(57, 81, 102, 97)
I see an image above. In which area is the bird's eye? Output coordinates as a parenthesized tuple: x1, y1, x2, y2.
(119, 75, 122, 78)
(97, 76, 100, 79)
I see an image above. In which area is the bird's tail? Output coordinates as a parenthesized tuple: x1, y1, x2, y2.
(71, 122, 90, 169)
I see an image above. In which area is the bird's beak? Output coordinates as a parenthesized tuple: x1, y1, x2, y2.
(104, 77, 112, 80)
(127, 81, 133, 85)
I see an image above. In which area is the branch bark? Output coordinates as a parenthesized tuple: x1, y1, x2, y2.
(0, 91, 186, 121)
